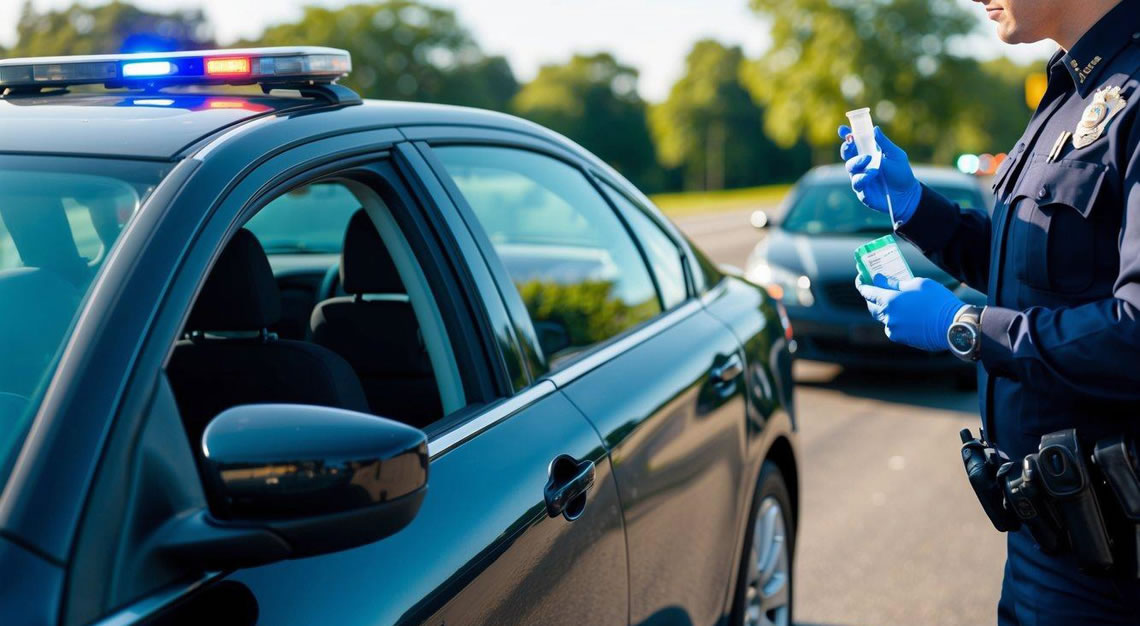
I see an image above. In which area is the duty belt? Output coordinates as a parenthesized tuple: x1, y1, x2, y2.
(960, 428, 1140, 577)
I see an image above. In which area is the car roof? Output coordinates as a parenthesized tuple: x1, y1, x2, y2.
(0, 90, 571, 161)
(804, 163, 983, 189)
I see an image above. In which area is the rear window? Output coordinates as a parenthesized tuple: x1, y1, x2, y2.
(781, 181, 986, 236)
(0, 155, 170, 486)
(435, 145, 661, 366)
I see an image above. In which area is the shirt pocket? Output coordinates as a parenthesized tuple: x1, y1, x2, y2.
(1009, 157, 1106, 295)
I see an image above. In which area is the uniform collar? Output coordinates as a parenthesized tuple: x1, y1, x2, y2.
(1061, 0, 1140, 96)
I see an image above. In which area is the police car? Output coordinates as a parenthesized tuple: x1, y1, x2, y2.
(0, 48, 798, 624)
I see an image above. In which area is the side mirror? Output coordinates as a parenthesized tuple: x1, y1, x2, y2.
(750, 210, 770, 230)
(157, 404, 427, 571)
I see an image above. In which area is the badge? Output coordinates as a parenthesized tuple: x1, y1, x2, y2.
(1073, 86, 1126, 149)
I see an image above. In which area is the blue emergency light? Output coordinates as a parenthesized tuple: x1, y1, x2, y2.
(0, 46, 351, 91)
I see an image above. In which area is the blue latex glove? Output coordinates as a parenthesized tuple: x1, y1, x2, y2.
(837, 125, 922, 224)
(856, 274, 964, 352)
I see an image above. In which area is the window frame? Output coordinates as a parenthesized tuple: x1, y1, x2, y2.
(592, 175, 692, 311)
(431, 143, 666, 336)
(224, 161, 500, 414)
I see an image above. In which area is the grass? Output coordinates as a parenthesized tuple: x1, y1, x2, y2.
(649, 183, 794, 218)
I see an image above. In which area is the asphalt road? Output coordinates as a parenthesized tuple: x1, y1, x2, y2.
(674, 209, 1006, 626)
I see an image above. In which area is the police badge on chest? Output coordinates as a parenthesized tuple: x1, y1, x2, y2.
(1073, 86, 1127, 150)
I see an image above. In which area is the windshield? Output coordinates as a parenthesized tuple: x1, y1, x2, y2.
(0, 155, 170, 486)
(781, 181, 986, 236)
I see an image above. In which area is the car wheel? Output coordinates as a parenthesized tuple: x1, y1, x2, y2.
(733, 461, 795, 626)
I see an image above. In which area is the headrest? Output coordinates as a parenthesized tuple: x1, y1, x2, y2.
(340, 209, 405, 294)
(0, 194, 89, 285)
(187, 229, 281, 331)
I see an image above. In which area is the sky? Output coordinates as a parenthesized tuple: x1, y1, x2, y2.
(0, 0, 1057, 103)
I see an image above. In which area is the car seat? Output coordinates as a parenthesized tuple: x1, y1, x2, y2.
(167, 228, 370, 448)
(310, 210, 441, 428)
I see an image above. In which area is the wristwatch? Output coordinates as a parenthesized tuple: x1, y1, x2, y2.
(947, 305, 984, 362)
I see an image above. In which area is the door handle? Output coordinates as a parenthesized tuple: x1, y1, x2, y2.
(544, 455, 595, 521)
(711, 353, 744, 384)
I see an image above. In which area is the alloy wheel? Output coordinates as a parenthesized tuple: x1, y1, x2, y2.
(744, 496, 790, 626)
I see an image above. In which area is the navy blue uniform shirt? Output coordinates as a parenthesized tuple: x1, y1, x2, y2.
(898, 1, 1140, 461)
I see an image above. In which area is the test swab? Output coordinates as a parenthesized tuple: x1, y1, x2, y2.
(845, 108, 897, 229)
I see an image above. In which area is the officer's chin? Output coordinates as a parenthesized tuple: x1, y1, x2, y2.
(994, 22, 1019, 44)
(994, 22, 1045, 46)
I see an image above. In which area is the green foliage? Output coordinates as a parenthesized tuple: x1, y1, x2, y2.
(246, 2, 517, 111)
(9, 0, 213, 57)
(516, 279, 659, 362)
(651, 39, 810, 191)
(650, 183, 793, 217)
(512, 53, 659, 190)
(744, 0, 1014, 163)
(951, 58, 1037, 155)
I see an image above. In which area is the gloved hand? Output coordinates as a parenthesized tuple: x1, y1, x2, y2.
(837, 125, 922, 224)
(856, 274, 964, 352)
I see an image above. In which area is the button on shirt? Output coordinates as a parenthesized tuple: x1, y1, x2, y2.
(898, 0, 1140, 460)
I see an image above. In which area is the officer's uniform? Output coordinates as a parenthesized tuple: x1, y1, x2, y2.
(893, 2, 1140, 623)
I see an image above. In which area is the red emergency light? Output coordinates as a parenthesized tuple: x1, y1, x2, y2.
(205, 57, 252, 77)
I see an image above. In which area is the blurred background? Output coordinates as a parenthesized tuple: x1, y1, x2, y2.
(1, 1, 1056, 623)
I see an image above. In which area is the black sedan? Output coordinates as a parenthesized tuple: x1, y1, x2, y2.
(0, 48, 798, 626)
(745, 164, 988, 376)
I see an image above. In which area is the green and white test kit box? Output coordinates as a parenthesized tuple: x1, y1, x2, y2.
(855, 234, 914, 285)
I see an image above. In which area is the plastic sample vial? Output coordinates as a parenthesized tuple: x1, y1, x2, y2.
(845, 107, 878, 162)
(846, 106, 896, 226)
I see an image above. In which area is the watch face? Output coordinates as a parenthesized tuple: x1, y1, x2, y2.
(948, 323, 976, 354)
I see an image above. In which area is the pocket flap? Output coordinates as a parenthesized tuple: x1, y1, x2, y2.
(1012, 157, 1106, 218)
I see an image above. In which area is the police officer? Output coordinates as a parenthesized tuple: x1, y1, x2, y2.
(838, 0, 1140, 622)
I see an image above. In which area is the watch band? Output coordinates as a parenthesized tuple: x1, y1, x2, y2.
(954, 305, 983, 327)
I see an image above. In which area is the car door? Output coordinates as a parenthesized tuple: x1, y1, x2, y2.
(64, 132, 628, 625)
(228, 385, 627, 626)
(419, 139, 750, 625)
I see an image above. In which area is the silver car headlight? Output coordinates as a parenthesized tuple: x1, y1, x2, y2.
(746, 261, 814, 307)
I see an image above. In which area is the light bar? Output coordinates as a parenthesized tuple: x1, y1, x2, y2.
(0, 46, 351, 91)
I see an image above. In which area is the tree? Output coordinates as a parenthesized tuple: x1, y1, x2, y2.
(247, 2, 517, 111)
(651, 40, 810, 191)
(743, 0, 983, 164)
(951, 58, 1038, 156)
(9, 0, 213, 57)
(513, 53, 659, 190)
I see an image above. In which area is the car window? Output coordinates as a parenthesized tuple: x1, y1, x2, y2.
(599, 181, 688, 309)
(781, 181, 986, 236)
(0, 155, 170, 487)
(434, 146, 661, 366)
(244, 182, 360, 254)
(166, 176, 469, 449)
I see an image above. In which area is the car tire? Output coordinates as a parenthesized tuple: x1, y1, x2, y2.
(731, 461, 795, 626)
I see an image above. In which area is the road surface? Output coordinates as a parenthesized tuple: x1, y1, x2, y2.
(674, 209, 1006, 626)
